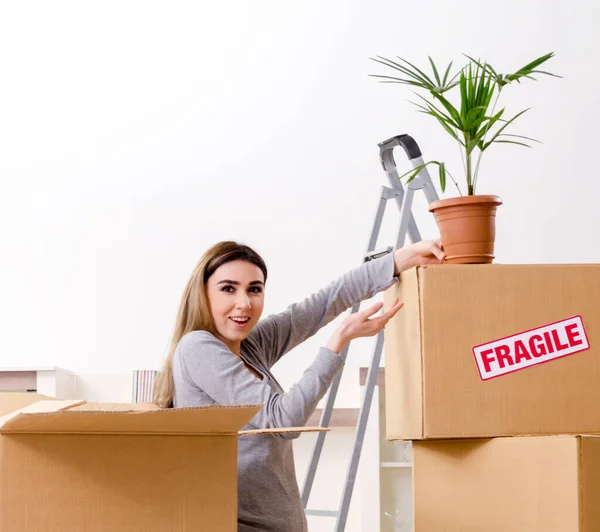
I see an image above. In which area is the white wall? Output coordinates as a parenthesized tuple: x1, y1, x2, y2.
(1, 1, 599, 530)
(2, 0, 598, 389)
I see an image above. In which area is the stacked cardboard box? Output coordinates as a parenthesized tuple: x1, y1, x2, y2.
(383, 263, 600, 531)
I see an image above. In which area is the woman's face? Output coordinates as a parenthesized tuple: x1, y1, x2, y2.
(205, 259, 265, 354)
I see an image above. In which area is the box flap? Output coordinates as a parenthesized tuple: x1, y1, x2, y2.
(239, 426, 330, 436)
(0, 403, 262, 435)
(69, 402, 161, 412)
(0, 392, 56, 416)
(0, 399, 85, 429)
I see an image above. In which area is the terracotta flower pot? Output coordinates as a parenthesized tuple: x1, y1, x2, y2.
(428, 195, 503, 264)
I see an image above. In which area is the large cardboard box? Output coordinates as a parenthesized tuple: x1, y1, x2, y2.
(0, 393, 308, 532)
(412, 435, 600, 531)
(383, 264, 600, 440)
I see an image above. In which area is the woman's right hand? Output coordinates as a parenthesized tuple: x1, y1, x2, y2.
(326, 298, 404, 354)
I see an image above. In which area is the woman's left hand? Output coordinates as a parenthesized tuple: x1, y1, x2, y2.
(393, 238, 445, 276)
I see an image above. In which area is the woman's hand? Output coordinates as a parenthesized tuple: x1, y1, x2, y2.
(326, 299, 404, 354)
(393, 239, 445, 276)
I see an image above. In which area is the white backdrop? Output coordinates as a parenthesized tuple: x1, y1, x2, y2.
(1, 0, 598, 408)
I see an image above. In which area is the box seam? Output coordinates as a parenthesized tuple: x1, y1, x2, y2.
(1, 431, 241, 436)
(418, 266, 425, 439)
(578, 436, 584, 531)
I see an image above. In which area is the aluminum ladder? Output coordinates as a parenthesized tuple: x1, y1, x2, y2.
(300, 134, 440, 531)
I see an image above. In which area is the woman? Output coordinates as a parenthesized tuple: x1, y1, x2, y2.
(154, 238, 445, 531)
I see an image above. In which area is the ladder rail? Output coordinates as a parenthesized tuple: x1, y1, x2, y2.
(334, 330, 385, 532)
(301, 134, 439, 530)
(300, 184, 391, 506)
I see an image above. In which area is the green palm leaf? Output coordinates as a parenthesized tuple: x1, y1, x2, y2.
(369, 52, 560, 194)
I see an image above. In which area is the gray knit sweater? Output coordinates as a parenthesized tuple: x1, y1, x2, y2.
(172, 252, 397, 531)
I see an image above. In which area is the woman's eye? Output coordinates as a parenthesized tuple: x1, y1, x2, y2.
(219, 285, 261, 294)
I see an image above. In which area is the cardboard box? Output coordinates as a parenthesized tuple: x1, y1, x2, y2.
(0, 393, 320, 531)
(0, 391, 53, 415)
(412, 435, 600, 531)
(383, 264, 600, 440)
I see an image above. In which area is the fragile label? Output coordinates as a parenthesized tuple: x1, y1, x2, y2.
(472, 316, 590, 381)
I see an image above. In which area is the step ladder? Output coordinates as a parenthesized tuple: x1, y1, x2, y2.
(301, 134, 440, 531)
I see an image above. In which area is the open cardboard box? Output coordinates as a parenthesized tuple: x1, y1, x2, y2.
(0, 393, 327, 531)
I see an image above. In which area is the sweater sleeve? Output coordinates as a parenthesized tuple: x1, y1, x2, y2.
(249, 252, 398, 368)
(178, 330, 344, 435)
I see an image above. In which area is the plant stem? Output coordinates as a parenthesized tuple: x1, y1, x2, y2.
(457, 138, 467, 184)
(447, 169, 463, 196)
(466, 150, 474, 195)
(472, 148, 483, 192)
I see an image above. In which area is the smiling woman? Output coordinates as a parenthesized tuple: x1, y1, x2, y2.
(153, 239, 444, 532)
(207, 259, 266, 356)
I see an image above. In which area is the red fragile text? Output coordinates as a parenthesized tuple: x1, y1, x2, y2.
(472, 316, 590, 381)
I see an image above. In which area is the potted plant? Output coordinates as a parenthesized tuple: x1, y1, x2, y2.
(370, 53, 560, 263)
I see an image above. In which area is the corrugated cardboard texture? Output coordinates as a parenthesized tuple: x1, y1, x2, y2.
(413, 436, 590, 531)
(581, 436, 600, 531)
(239, 426, 329, 435)
(384, 264, 600, 439)
(71, 402, 161, 412)
(1, 403, 263, 435)
(0, 433, 237, 532)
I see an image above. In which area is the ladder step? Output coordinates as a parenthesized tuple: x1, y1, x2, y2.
(305, 510, 338, 517)
(364, 247, 393, 262)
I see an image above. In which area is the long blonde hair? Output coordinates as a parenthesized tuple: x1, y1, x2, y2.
(154, 241, 268, 408)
